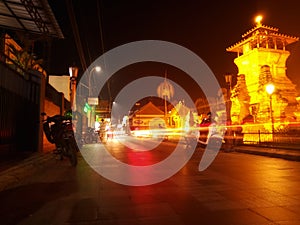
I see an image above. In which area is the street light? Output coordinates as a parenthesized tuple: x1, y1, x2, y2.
(108, 80, 113, 115)
(88, 66, 101, 128)
(88, 66, 101, 97)
(224, 73, 233, 148)
(265, 83, 275, 142)
(69, 66, 79, 111)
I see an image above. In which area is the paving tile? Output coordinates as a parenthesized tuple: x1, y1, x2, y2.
(212, 209, 272, 225)
(98, 202, 176, 221)
(191, 191, 227, 202)
(251, 206, 300, 222)
(283, 204, 300, 214)
(66, 198, 99, 223)
(201, 199, 246, 211)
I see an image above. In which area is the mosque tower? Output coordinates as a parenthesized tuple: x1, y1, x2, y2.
(226, 16, 300, 127)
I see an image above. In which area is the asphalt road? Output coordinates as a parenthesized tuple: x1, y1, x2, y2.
(0, 137, 299, 225)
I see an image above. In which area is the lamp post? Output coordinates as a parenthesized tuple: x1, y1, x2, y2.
(88, 66, 101, 97)
(265, 83, 275, 142)
(224, 73, 233, 148)
(69, 66, 79, 111)
(107, 79, 112, 116)
(88, 66, 101, 128)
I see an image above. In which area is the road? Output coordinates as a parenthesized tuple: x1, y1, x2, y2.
(0, 137, 300, 225)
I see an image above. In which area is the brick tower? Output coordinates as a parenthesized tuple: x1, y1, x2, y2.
(227, 16, 299, 128)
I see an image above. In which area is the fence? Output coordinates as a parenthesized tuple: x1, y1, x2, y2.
(235, 129, 300, 149)
(0, 52, 70, 154)
(0, 54, 41, 153)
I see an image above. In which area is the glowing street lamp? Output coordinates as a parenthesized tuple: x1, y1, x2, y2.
(88, 66, 101, 97)
(265, 83, 275, 95)
(265, 83, 275, 141)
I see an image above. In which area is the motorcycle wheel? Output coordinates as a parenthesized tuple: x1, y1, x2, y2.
(67, 142, 78, 167)
(207, 136, 223, 150)
(84, 135, 93, 144)
(93, 135, 99, 143)
(184, 136, 197, 149)
(54, 147, 64, 160)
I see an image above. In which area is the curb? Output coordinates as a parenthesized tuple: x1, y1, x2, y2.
(233, 148, 300, 162)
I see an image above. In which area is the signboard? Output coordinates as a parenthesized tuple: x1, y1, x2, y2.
(84, 103, 91, 113)
(88, 97, 99, 105)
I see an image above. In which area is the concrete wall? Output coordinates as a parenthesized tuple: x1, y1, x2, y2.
(42, 99, 62, 152)
(49, 75, 70, 101)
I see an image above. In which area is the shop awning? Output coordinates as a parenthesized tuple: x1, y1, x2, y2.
(0, 0, 64, 39)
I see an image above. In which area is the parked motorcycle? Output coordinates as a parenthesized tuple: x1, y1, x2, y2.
(41, 112, 78, 166)
(83, 127, 99, 144)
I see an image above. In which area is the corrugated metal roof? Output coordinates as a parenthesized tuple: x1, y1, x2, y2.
(0, 0, 64, 39)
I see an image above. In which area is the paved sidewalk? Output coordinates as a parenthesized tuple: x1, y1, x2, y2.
(0, 151, 55, 191)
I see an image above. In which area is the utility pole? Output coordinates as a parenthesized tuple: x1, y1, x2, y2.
(65, 0, 87, 72)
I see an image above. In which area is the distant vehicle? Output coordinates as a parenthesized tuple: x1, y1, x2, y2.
(199, 117, 212, 144)
(185, 112, 223, 149)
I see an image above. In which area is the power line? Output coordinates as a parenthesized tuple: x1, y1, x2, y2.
(65, 0, 87, 72)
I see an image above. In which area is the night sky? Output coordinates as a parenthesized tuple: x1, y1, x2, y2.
(48, 0, 300, 101)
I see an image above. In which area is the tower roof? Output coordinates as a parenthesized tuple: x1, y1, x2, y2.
(226, 23, 299, 53)
(241, 24, 279, 38)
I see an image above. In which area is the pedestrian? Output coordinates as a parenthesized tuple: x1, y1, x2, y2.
(99, 119, 107, 143)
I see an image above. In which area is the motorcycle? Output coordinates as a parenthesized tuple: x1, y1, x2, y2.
(41, 112, 78, 166)
(198, 122, 224, 148)
(185, 121, 224, 149)
(83, 127, 99, 144)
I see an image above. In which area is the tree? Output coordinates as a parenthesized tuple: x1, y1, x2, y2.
(7, 43, 44, 76)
